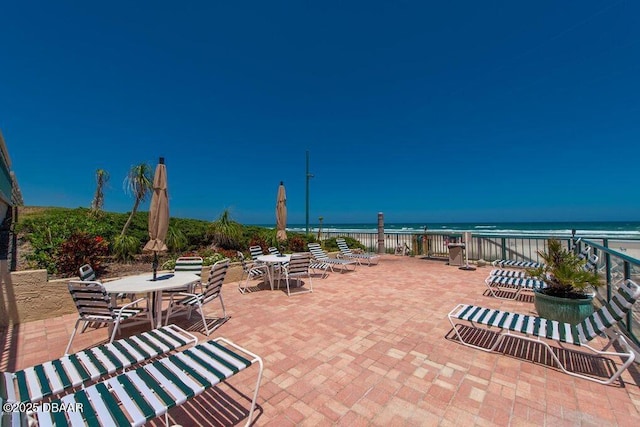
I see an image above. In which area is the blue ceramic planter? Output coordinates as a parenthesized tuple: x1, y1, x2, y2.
(533, 290, 594, 325)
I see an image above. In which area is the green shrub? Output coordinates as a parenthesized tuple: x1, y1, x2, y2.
(203, 252, 227, 266)
(207, 210, 242, 250)
(112, 234, 140, 262)
(165, 226, 188, 252)
(322, 236, 364, 252)
(161, 258, 177, 270)
(57, 232, 110, 277)
(288, 235, 307, 252)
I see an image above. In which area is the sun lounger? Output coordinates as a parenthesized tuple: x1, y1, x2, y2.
(484, 275, 548, 299)
(308, 243, 357, 273)
(491, 259, 543, 269)
(35, 337, 263, 427)
(487, 253, 599, 299)
(448, 279, 640, 384)
(488, 269, 528, 278)
(336, 238, 380, 266)
(1, 325, 197, 407)
(492, 245, 593, 271)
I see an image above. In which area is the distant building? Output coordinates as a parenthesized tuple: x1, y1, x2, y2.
(0, 129, 23, 270)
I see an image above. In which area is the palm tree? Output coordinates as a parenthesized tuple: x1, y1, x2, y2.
(90, 169, 109, 215)
(120, 163, 153, 236)
(208, 209, 242, 249)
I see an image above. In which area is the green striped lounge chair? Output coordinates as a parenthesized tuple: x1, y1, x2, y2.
(486, 254, 599, 300)
(488, 251, 598, 280)
(308, 243, 357, 273)
(448, 279, 640, 384)
(484, 275, 548, 299)
(335, 238, 380, 266)
(1, 325, 197, 424)
(34, 337, 263, 427)
(488, 269, 528, 279)
(491, 259, 543, 269)
(165, 259, 230, 336)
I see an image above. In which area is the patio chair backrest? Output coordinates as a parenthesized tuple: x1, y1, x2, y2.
(307, 243, 329, 261)
(336, 238, 353, 256)
(268, 247, 281, 255)
(237, 251, 247, 267)
(249, 245, 265, 261)
(576, 279, 640, 342)
(583, 253, 598, 272)
(287, 253, 311, 275)
(68, 280, 116, 320)
(175, 256, 204, 276)
(237, 252, 254, 273)
(78, 264, 96, 281)
(201, 259, 230, 302)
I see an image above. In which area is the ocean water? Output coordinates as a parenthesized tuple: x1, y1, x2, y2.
(285, 221, 640, 239)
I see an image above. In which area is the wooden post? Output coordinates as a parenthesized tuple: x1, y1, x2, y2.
(377, 212, 384, 254)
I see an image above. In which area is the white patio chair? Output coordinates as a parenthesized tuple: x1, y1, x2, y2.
(237, 251, 269, 294)
(78, 264, 96, 281)
(65, 280, 153, 354)
(282, 253, 313, 296)
(164, 256, 203, 297)
(165, 258, 230, 336)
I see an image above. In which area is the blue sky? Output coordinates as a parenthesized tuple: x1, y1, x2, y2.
(2, 1, 639, 225)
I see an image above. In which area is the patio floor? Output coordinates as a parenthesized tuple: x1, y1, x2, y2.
(2, 255, 640, 426)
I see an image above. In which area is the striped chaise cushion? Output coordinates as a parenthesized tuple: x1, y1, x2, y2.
(36, 339, 259, 427)
(0, 325, 197, 405)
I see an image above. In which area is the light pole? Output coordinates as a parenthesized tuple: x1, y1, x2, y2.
(305, 150, 314, 236)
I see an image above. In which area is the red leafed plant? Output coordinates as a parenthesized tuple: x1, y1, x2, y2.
(57, 232, 110, 277)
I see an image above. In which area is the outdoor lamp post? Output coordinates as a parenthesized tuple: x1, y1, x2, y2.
(305, 150, 314, 236)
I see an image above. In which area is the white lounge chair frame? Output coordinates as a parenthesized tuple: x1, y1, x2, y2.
(448, 279, 640, 384)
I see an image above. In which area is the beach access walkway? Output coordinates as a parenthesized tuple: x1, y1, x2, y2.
(2, 256, 640, 426)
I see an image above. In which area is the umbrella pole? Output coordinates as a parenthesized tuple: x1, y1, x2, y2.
(152, 252, 158, 281)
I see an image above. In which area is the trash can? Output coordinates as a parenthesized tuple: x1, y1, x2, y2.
(448, 243, 465, 266)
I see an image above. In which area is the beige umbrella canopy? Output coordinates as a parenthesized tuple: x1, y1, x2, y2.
(276, 181, 287, 242)
(143, 157, 169, 280)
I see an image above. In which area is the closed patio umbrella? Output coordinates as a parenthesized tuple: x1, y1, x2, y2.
(276, 181, 287, 242)
(143, 157, 169, 280)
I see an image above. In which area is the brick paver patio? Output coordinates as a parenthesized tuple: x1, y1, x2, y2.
(2, 255, 640, 426)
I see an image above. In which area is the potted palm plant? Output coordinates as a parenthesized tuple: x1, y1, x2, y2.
(527, 239, 602, 324)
